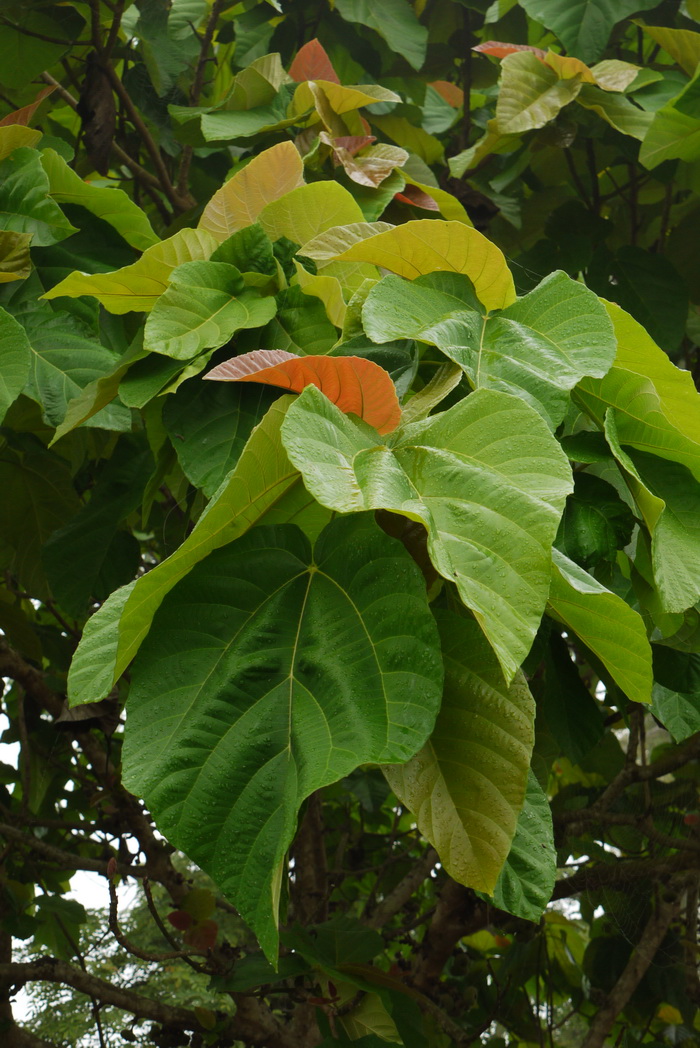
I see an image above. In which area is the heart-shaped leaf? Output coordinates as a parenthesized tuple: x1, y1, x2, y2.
(206, 349, 401, 434)
(281, 385, 572, 681)
(123, 514, 443, 958)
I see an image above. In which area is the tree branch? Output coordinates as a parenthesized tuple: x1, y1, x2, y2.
(177, 0, 225, 196)
(581, 884, 681, 1048)
(366, 848, 437, 930)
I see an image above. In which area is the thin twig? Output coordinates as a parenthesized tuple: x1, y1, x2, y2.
(177, 0, 225, 196)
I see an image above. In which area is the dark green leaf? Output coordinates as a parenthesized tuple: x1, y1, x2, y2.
(556, 472, 636, 569)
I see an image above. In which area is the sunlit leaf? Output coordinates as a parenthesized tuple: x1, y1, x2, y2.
(385, 612, 535, 893)
(282, 385, 572, 680)
(206, 349, 401, 433)
(199, 142, 305, 242)
(44, 229, 219, 313)
(548, 549, 653, 704)
(0, 306, 31, 424)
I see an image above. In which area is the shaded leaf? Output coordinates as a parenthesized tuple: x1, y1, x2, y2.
(519, 0, 661, 63)
(385, 612, 535, 892)
(0, 306, 31, 424)
(0, 231, 32, 283)
(556, 472, 636, 570)
(543, 631, 605, 763)
(334, 0, 428, 71)
(163, 380, 281, 498)
(206, 349, 401, 434)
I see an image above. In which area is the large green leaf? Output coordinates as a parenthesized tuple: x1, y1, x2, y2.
(67, 398, 327, 705)
(143, 260, 276, 359)
(491, 770, 556, 922)
(0, 147, 76, 247)
(281, 385, 572, 681)
(0, 438, 80, 599)
(334, 0, 428, 71)
(548, 549, 653, 704)
(40, 149, 159, 253)
(44, 229, 219, 313)
(604, 417, 700, 615)
(519, 0, 661, 63)
(575, 84, 653, 140)
(493, 52, 584, 134)
(17, 303, 130, 430)
(384, 612, 534, 893)
(651, 647, 700, 742)
(362, 270, 616, 428)
(0, 307, 31, 424)
(162, 380, 280, 497)
(123, 513, 443, 958)
(303, 220, 516, 312)
(574, 303, 700, 482)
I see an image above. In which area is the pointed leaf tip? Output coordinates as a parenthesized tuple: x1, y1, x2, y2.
(205, 349, 402, 434)
(289, 39, 340, 84)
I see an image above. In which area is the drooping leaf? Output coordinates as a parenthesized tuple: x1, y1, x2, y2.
(0, 147, 76, 247)
(385, 612, 535, 893)
(294, 262, 346, 328)
(199, 142, 305, 242)
(604, 419, 700, 615)
(143, 261, 276, 359)
(548, 549, 653, 704)
(366, 114, 443, 165)
(362, 270, 616, 427)
(40, 149, 159, 252)
(331, 336, 419, 400)
(303, 219, 516, 312)
(493, 52, 584, 134)
(574, 302, 700, 482)
(281, 385, 572, 681)
(575, 85, 652, 140)
(0, 307, 31, 424)
(639, 25, 700, 77)
(491, 770, 556, 922)
(542, 631, 605, 763)
(334, 0, 428, 71)
(519, 0, 661, 63)
(0, 231, 32, 283)
(68, 398, 326, 705)
(123, 513, 443, 958)
(44, 229, 219, 313)
(0, 85, 55, 127)
(205, 349, 402, 434)
(163, 380, 281, 498)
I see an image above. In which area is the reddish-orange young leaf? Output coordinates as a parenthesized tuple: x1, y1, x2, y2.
(167, 910, 194, 932)
(289, 39, 340, 84)
(395, 185, 440, 210)
(184, 919, 219, 951)
(473, 41, 547, 60)
(205, 350, 401, 434)
(0, 85, 55, 126)
(429, 80, 464, 107)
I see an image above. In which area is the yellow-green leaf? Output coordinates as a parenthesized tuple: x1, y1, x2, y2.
(43, 228, 219, 314)
(258, 181, 365, 246)
(199, 142, 305, 242)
